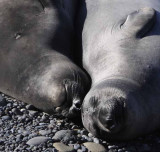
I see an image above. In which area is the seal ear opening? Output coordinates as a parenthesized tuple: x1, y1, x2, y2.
(121, 7, 156, 38)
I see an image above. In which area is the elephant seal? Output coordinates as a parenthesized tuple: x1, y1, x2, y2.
(80, 0, 160, 140)
(0, 0, 90, 118)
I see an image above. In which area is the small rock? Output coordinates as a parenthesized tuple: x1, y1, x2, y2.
(55, 107, 62, 113)
(87, 137, 93, 142)
(0, 96, 7, 107)
(12, 108, 22, 115)
(20, 108, 26, 113)
(74, 144, 81, 150)
(26, 104, 37, 110)
(53, 142, 74, 152)
(39, 130, 51, 136)
(2, 115, 11, 120)
(108, 145, 118, 149)
(39, 123, 48, 126)
(83, 142, 107, 152)
(93, 138, 100, 144)
(29, 110, 38, 116)
(16, 134, 23, 142)
(81, 145, 87, 152)
(23, 131, 31, 136)
(48, 124, 55, 129)
(7, 103, 12, 107)
(81, 130, 88, 136)
(72, 125, 78, 129)
(108, 149, 117, 152)
(118, 149, 125, 152)
(57, 122, 62, 126)
(26, 136, 50, 146)
(0, 140, 4, 145)
(88, 133, 93, 137)
(52, 130, 76, 143)
(50, 120, 55, 125)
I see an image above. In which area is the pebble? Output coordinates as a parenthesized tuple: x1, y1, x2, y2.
(12, 108, 22, 115)
(74, 144, 81, 150)
(16, 134, 23, 142)
(26, 136, 51, 146)
(29, 110, 38, 116)
(26, 104, 37, 110)
(118, 149, 125, 152)
(39, 130, 51, 136)
(53, 142, 74, 152)
(81, 145, 87, 152)
(0, 140, 4, 145)
(93, 138, 100, 144)
(88, 133, 93, 137)
(52, 130, 76, 143)
(0, 96, 7, 106)
(72, 125, 78, 129)
(108, 149, 117, 152)
(1, 93, 160, 152)
(81, 130, 88, 136)
(55, 107, 61, 113)
(2, 115, 11, 120)
(50, 120, 55, 125)
(83, 142, 107, 152)
(108, 145, 118, 149)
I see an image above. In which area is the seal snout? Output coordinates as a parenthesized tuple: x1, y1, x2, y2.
(98, 97, 125, 134)
(69, 99, 81, 116)
(62, 79, 84, 118)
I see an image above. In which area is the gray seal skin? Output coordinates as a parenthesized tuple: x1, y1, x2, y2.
(80, 0, 160, 140)
(0, 0, 90, 118)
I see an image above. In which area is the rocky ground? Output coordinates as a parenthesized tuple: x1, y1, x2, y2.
(1, 93, 160, 152)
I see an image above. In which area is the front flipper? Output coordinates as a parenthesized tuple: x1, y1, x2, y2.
(121, 7, 156, 38)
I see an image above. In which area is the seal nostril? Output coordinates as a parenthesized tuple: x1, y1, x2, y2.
(98, 97, 125, 133)
(73, 100, 81, 108)
(105, 119, 116, 131)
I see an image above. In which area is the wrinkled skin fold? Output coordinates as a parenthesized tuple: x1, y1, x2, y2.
(0, 0, 90, 118)
(80, 0, 160, 140)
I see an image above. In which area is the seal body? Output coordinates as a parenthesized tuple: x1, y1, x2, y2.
(0, 0, 90, 117)
(80, 0, 160, 140)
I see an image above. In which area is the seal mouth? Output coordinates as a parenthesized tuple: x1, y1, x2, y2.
(68, 99, 82, 117)
(97, 97, 126, 134)
(58, 79, 83, 118)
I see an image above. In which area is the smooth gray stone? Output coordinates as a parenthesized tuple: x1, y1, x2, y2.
(53, 142, 74, 152)
(39, 130, 51, 136)
(83, 142, 107, 152)
(52, 130, 76, 143)
(2, 116, 11, 121)
(26, 136, 50, 146)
